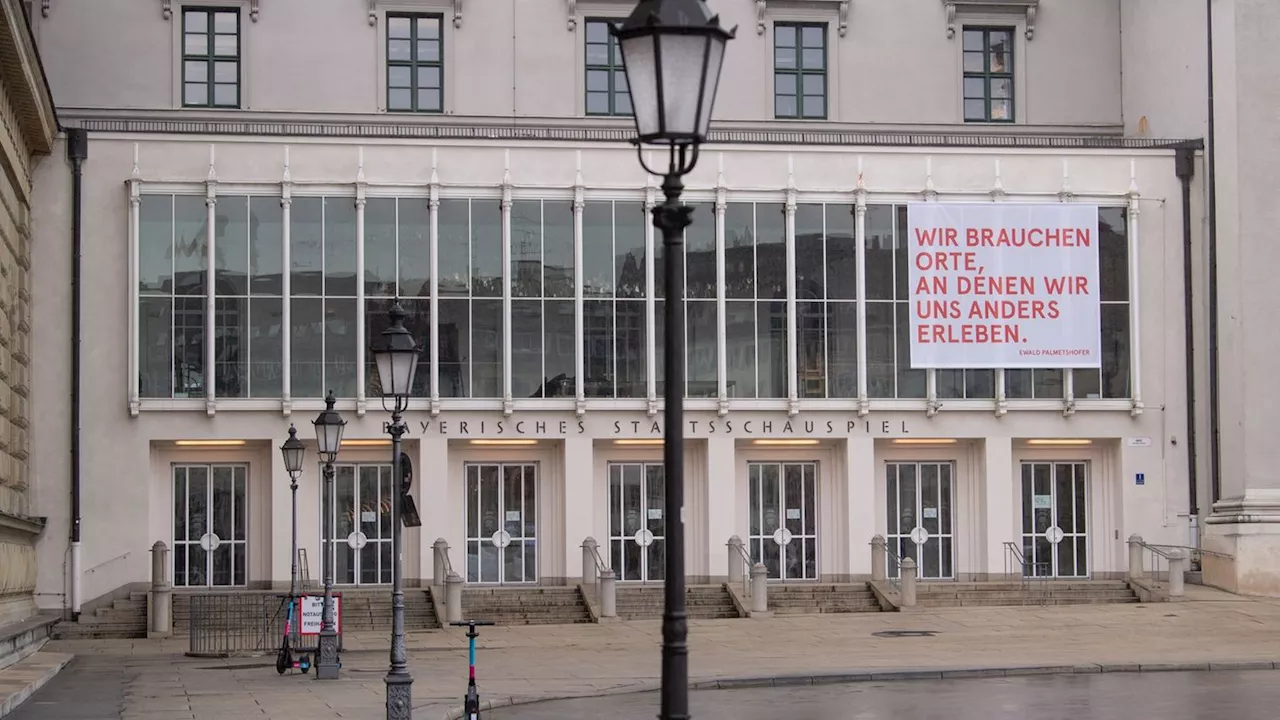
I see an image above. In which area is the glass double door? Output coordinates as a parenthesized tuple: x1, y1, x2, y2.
(322, 464, 394, 585)
(608, 463, 666, 582)
(465, 463, 538, 584)
(885, 462, 954, 579)
(1021, 462, 1089, 578)
(173, 464, 247, 587)
(748, 462, 818, 581)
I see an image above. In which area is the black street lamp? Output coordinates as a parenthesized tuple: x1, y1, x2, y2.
(312, 390, 346, 681)
(279, 425, 306, 600)
(613, 2, 734, 718)
(370, 301, 423, 720)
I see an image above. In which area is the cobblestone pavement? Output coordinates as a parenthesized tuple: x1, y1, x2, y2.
(14, 585, 1280, 720)
(489, 669, 1280, 720)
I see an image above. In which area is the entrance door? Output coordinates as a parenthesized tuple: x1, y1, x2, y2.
(322, 464, 393, 585)
(748, 462, 818, 581)
(1020, 462, 1089, 578)
(608, 463, 666, 582)
(885, 462, 954, 579)
(465, 463, 537, 584)
(173, 464, 247, 587)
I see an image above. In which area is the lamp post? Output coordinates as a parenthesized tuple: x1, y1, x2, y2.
(370, 301, 423, 720)
(613, 2, 733, 718)
(312, 390, 346, 681)
(279, 425, 306, 599)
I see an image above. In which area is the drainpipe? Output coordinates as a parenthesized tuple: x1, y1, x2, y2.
(1205, 0, 1222, 507)
(67, 127, 87, 618)
(1175, 146, 1199, 550)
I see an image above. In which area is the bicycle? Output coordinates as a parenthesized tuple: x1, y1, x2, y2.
(450, 619, 494, 719)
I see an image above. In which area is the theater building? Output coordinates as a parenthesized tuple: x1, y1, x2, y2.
(22, 0, 1246, 615)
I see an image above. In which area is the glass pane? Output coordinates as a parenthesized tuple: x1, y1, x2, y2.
(417, 65, 441, 89)
(388, 40, 411, 62)
(418, 89, 441, 112)
(802, 95, 825, 119)
(184, 33, 208, 56)
(991, 99, 1012, 120)
(510, 200, 542, 298)
(472, 299, 503, 397)
(185, 10, 207, 33)
(963, 51, 985, 73)
(801, 47, 824, 70)
(437, 199, 469, 294)
(213, 83, 238, 107)
(398, 199, 431, 297)
(213, 34, 237, 57)
(213, 11, 236, 33)
(774, 24, 796, 49)
(388, 66, 411, 89)
(991, 78, 1012, 99)
(801, 25, 824, 47)
(248, 297, 281, 398)
(364, 198, 397, 296)
(1099, 208, 1129, 301)
(388, 88, 412, 111)
(964, 99, 988, 121)
(471, 200, 502, 297)
(290, 297, 323, 398)
(511, 300, 542, 398)
(388, 16, 411, 39)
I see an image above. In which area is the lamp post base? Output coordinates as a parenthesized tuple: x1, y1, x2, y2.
(315, 629, 341, 680)
(385, 672, 413, 720)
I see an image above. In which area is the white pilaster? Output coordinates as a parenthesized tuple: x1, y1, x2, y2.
(983, 437, 1016, 580)
(784, 155, 798, 415)
(429, 153, 441, 416)
(270, 439, 292, 585)
(355, 147, 367, 417)
(562, 435, 594, 581)
(1127, 159, 1144, 416)
(420, 435, 451, 582)
(204, 146, 218, 416)
(645, 176, 658, 416)
(854, 158, 868, 417)
(573, 154, 586, 416)
(501, 152, 514, 416)
(280, 147, 293, 416)
(127, 154, 141, 417)
(705, 435, 736, 580)
(846, 437, 876, 578)
(715, 154, 728, 416)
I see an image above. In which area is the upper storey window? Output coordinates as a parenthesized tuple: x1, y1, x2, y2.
(387, 14, 444, 113)
(774, 22, 827, 120)
(962, 27, 1014, 123)
(584, 19, 631, 117)
(182, 8, 240, 108)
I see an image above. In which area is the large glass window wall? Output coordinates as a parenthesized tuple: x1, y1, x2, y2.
(135, 193, 1135, 407)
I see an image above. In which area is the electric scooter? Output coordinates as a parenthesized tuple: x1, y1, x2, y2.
(276, 595, 312, 675)
(450, 619, 494, 719)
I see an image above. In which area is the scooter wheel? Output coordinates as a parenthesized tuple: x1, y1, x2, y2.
(300, 655, 311, 674)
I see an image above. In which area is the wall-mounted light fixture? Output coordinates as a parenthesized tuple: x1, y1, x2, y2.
(1025, 438, 1093, 446)
(750, 439, 821, 446)
(468, 439, 539, 446)
(174, 439, 247, 447)
(889, 438, 958, 445)
(614, 439, 665, 446)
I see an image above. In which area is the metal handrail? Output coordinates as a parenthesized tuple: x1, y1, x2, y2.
(584, 541, 610, 608)
(882, 546, 903, 594)
(1002, 541, 1049, 603)
(1135, 539, 1177, 587)
(729, 540, 753, 597)
(440, 545, 455, 578)
(1147, 543, 1231, 573)
(86, 551, 131, 574)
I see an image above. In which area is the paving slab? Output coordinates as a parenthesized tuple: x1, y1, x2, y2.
(9, 590, 1280, 720)
(0, 652, 73, 718)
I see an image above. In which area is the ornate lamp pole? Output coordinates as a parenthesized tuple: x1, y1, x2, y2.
(312, 391, 346, 680)
(613, 2, 734, 718)
(279, 425, 306, 599)
(370, 301, 423, 720)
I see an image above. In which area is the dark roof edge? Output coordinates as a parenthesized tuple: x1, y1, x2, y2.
(65, 116, 1205, 151)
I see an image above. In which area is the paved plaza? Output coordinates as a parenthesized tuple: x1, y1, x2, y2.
(490, 669, 1280, 720)
(8, 585, 1280, 720)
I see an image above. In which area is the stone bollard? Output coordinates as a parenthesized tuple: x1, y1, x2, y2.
(870, 535, 886, 583)
(727, 535, 745, 586)
(445, 572, 463, 624)
(1127, 534, 1145, 580)
(600, 568, 617, 618)
(750, 563, 768, 614)
(900, 557, 918, 608)
(148, 541, 172, 638)
(1168, 548, 1187, 597)
(582, 537, 599, 586)
(433, 538, 449, 588)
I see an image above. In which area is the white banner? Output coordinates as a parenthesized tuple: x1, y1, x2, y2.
(299, 595, 341, 635)
(907, 202, 1101, 369)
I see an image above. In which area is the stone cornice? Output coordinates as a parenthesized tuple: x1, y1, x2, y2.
(943, 0, 1039, 40)
(0, 510, 44, 539)
(755, 0, 850, 37)
(55, 108, 1202, 151)
(0, 0, 56, 154)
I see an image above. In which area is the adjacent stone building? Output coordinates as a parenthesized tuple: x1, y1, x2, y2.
(0, 0, 55, 629)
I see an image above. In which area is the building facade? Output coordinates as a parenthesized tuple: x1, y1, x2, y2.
(0, 0, 54, 627)
(27, 0, 1270, 611)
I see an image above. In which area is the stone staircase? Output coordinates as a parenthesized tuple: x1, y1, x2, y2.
(767, 583, 882, 615)
(170, 588, 440, 635)
(461, 587, 592, 626)
(915, 580, 1140, 608)
(614, 584, 741, 620)
(52, 592, 148, 640)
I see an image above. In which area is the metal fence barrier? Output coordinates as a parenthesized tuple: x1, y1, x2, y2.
(187, 593, 343, 658)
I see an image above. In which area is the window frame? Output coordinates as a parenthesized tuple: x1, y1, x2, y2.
(772, 21, 829, 121)
(961, 25, 1016, 124)
(385, 12, 445, 114)
(583, 17, 632, 117)
(180, 6, 242, 109)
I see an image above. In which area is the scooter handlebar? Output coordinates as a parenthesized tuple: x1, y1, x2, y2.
(450, 620, 496, 627)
